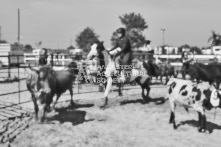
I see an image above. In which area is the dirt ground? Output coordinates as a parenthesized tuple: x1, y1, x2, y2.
(1, 80, 220, 147)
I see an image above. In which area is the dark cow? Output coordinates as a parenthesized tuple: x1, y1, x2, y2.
(189, 62, 221, 89)
(166, 78, 221, 132)
(143, 60, 177, 84)
(27, 63, 78, 122)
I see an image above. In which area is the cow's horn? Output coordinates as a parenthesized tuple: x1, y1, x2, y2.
(29, 64, 40, 72)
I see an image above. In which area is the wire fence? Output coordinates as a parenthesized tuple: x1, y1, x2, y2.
(0, 53, 217, 108)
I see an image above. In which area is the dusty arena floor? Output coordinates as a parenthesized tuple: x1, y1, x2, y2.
(0, 79, 220, 147)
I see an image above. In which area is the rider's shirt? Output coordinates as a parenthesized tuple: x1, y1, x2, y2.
(112, 36, 132, 57)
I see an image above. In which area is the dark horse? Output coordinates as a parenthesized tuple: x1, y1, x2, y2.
(143, 60, 177, 84)
(87, 41, 132, 107)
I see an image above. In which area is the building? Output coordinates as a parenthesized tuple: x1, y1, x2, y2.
(0, 43, 24, 66)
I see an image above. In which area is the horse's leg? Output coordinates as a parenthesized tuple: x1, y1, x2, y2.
(145, 86, 151, 102)
(165, 75, 169, 85)
(69, 87, 74, 105)
(117, 70, 125, 96)
(160, 75, 163, 84)
(101, 76, 112, 107)
(32, 95, 39, 121)
(118, 82, 123, 96)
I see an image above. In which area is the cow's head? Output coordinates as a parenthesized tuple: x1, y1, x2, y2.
(203, 88, 221, 110)
(29, 66, 56, 104)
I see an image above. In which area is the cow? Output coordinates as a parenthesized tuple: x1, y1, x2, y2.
(188, 62, 221, 89)
(166, 78, 221, 132)
(27, 63, 78, 122)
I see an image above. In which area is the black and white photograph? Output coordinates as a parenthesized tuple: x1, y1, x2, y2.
(1, 0, 221, 146)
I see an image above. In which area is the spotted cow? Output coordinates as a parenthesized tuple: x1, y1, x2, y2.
(166, 78, 221, 132)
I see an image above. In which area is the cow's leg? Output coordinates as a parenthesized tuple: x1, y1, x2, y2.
(40, 104, 47, 123)
(198, 111, 206, 132)
(169, 101, 177, 129)
(52, 94, 61, 110)
(198, 112, 202, 125)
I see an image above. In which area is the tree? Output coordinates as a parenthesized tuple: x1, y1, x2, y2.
(0, 40, 7, 43)
(67, 45, 75, 50)
(190, 46, 202, 54)
(24, 44, 33, 52)
(111, 12, 148, 48)
(208, 30, 221, 46)
(35, 41, 42, 48)
(75, 27, 99, 52)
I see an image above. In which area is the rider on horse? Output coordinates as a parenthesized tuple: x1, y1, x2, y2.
(108, 28, 133, 81)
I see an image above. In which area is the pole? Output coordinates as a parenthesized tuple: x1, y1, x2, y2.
(18, 9, 20, 44)
(0, 26, 1, 41)
(8, 55, 11, 78)
(17, 55, 21, 104)
(161, 28, 167, 61)
(161, 29, 165, 47)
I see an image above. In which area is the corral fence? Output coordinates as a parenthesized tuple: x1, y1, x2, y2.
(0, 53, 220, 107)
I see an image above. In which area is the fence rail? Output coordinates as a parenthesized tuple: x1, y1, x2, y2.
(0, 53, 219, 108)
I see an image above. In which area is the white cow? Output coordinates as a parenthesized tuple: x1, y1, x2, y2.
(166, 78, 221, 132)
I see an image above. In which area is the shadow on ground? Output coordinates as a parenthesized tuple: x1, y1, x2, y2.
(120, 97, 166, 105)
(178, 119, 221, 133)
(46, 102, 95, 126)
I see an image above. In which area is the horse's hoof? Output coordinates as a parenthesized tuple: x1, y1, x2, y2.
(99, 104, 107, 109)
(173, 125, 177, 130)
(198, 127, 206, 132)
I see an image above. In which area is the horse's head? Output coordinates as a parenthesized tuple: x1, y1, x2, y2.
(87, 41, 105, 60)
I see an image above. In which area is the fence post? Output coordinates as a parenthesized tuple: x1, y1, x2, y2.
(51, 53, 54, 67)
(8, 54, 11, 78)
(17, 55, 21, 104)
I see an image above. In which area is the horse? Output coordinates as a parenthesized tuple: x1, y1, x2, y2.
(86, 41, 133, 107)
(143, 59, 177, 84)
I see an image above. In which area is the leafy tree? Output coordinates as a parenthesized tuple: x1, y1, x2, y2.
(0, 40, 7, 43)
(67, 45, 75, 50)
(208, 30, 221, 46)
(111, 12, 148, 48)
(24, 44, 33, 52)
(75, 27, 99, 52)
(35, 41, 42, 48)
(190, 46, 202, 54)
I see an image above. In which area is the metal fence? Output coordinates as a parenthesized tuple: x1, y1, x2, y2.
(0, 53, 219, 108)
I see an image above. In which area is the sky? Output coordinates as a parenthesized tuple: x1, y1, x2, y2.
(1, 0, 221, 49)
